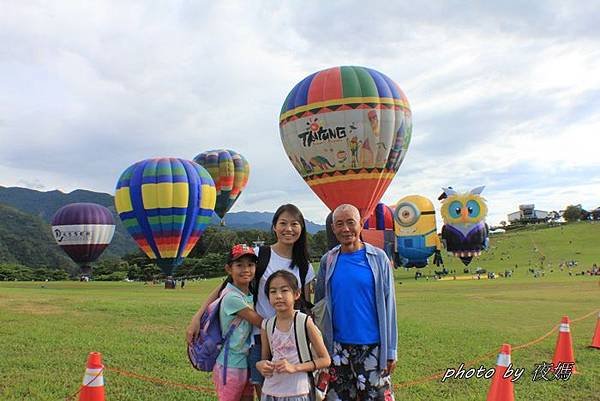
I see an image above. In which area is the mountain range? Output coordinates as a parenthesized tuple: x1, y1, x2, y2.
(0, 186, 326, 268)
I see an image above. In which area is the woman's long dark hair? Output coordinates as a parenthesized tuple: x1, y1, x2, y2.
(272, 204, 310, 272)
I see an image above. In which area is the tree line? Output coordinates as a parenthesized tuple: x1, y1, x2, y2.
(0, 226, 331, 282)
(4, 204, 596, 282)
(562, 205, 599, 222)
(498, 204, 599, 227)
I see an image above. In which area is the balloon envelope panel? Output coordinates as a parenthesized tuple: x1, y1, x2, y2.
(279, 66, 411, 218)
(362, 202, 395, 261)
(363, 203, 394, 231)
(193, 149, 249, 220)
(51, 203, 115, 266)
(114, 158, 216, 275)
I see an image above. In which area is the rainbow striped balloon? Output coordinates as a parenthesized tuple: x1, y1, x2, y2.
(279, 66, 411, 219)
(193, 149, 249, 222)
(115, 158, 216, 275)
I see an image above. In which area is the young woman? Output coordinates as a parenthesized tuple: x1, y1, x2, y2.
(256, 270, 330, 401)
(187, 204, 315, 398)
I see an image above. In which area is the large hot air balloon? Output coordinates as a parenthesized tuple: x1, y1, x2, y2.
(394, 195, 442, 268)
(51, 203, 115, 276)
(193, 149, 249, 224)
(279, 66, 412, 219)
(439, 186, 489, 266)
(362, 203, 395, 261)
(114, 158, 216, 276)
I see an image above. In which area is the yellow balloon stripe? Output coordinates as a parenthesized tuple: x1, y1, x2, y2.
(306, 171, 396, 186)
(142, 183, 189, 209)
(182, 242, 196, 256)
(138, 244, 155, 258)
(160, 247, 180, 258)
(115, 188, 133, 213)
(280, 97, 410, 122)
(200, 184, 217, 210)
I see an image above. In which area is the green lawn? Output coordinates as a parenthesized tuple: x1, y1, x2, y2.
(0, 222, 599, 400)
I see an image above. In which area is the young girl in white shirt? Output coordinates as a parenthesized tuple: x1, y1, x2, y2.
(256, 270, 330, 401)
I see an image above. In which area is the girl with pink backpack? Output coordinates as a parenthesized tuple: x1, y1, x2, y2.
(197, 244, 263, 401)
(187, 204, 316, 399)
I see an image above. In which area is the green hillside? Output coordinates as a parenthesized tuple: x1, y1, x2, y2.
(0, 204, 75, 271)
(0, 186, 325, 267)
(0, 202, 136, 271)
(397, 222, 600, 280)
(0, 186, 137, 258)
(483, 223, 600, 271)
(0, 186, 115, 221)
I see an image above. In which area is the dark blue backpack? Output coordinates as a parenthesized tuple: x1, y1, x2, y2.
(188, 286, 241, 384)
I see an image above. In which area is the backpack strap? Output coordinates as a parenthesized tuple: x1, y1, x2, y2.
(265, 315, 277, 350)
(293, 312, 319, 397)
(293, 312, 313, 363)
(268, 313, 312, 363)
(252, 246, 271, 306)
(256, 245, 271, 277)
(218, 287, 245, 385)
(299, 263, 309, 302)
(221, 315, 242, 385)
(219, 276, 232, 294)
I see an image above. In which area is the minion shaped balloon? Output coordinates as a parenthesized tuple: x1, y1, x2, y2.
(439, 186, 489, 266)
(394, 195, 442, 268)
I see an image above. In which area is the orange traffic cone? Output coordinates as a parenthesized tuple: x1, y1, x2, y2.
(79, 352, 105, 401)
(552, 316, 576, 373)
(590, 312, 600, 349)
(486, 344, 515, 401)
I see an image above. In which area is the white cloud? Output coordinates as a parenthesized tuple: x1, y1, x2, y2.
(1, 1, 600, 227)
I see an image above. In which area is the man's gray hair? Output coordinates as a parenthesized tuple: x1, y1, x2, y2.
(332, 204, 361, 222)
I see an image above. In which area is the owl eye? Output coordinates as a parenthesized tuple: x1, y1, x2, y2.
(466, 200, 481, 217)
(395, 202, 420, 227)
(449, 201, 462, 218)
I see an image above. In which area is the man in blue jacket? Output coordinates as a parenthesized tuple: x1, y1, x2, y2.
(315, 204, 397, 401)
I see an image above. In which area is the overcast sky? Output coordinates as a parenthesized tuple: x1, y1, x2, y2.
(2, 1, 600, 225)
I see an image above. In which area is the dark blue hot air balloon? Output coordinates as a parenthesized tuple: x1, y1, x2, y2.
(51, 203, 115, 276)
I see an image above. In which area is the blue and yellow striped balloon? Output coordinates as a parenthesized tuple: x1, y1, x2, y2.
(115, 158, 216, 276)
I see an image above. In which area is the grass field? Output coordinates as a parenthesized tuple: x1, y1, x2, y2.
(1, 222, 599, 400)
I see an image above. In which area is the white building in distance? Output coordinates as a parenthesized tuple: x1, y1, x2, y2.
(508, 204, 549, 224)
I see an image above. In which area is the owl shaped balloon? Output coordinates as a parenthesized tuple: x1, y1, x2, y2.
(440, 186, 489, 266)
